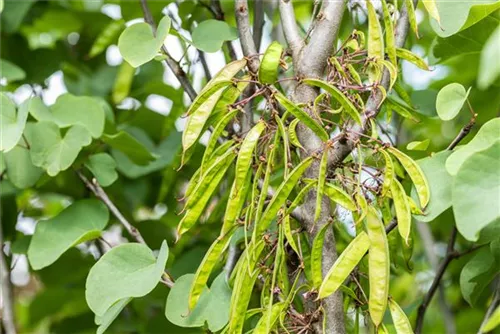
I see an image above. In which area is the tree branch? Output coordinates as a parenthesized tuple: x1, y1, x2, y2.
(253, 0, 265, 53)
(0, 217, 17, 334)
(235, 0, 260, 134)
(278, 0, 303, 59)
(298, 0, 346, 77)
(139, 0, 198, 101)
(77, 171, 175, 288)
(415, 227, 458, 334)
(235, 0, 259, 72)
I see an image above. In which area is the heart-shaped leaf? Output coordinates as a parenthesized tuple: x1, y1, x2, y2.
(191, 20, 238, 53)
(165, 272, 231, 332)
(28, 199, 109, 270)
(25, 121, 92, 176)
(85, 153, 118, 187)
(86, 241, 168, 316)
(453, 141, 500, 241)
(0, 93, 29, 152)
(118, 16, 171, 67)
(4, 145, 43, 189)
(51, 94, 105, 138)
(436, 83, 470, 121)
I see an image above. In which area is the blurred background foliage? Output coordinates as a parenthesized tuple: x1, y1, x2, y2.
(0, 0, 499, 333)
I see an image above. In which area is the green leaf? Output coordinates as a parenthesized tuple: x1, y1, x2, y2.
(406, 139, 430, 151)
(4, 145, 43, 189)
(460, 247, 497, 306)
(165, 272, 231, 331)
(113, 131, 181, 179)
(446, 118, 500, 175)
(430, 0, 500, 38)
(0, 59, 26, 82)
(85, 153, 118, 187)
(478, 25, 500, 90)
(0, 93, 28, 152)
(102, 130, 156, 165)
(86, 241, 169, 316)
(118, 16, 171, 67)
(25, 122, 92, 176)
(453, 141, 500, 241)
(95, 298, 132, 334)
(28, 199, 109, 270)
(51, 94, 106, 138)
(412, 151, 453, 222)
(436, 83, 470, 121)
(191, 20, 238, 53)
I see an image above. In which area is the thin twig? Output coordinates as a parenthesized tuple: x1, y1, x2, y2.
(210, 0, 237, 61)
(77, 171, 175, 288)
(0, 208, 17, 334)
(77, 171, 146, 244)
(198, 51, 212, 81)
(447, 113, 477, 151)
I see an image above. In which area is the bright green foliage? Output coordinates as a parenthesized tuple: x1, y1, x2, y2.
(3, 146, 43, 189)
(192, 20, 238, 53)
(436, 83, 470, 120)
(51, 94, 106, 138)
(118, 16, 171, 67)
(85, 153, 118, 187)
(165, 273, 231, 331)
(28, 200, 109, 270)
(25, 121, 92, 176)
(0, 93, 28, 152)
(86, 241, 168, 316)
